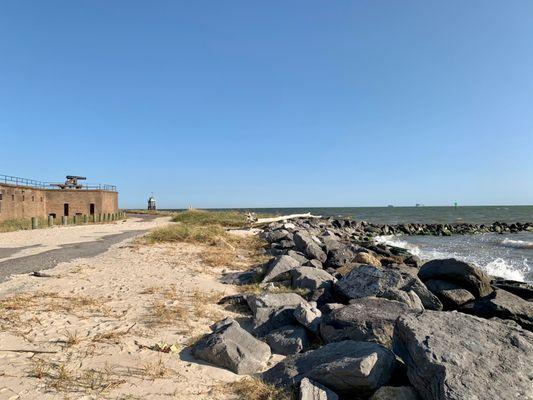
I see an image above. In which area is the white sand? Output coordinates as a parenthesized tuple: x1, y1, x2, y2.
(0, 216, 170, 262)
(0, 222, 261, 399)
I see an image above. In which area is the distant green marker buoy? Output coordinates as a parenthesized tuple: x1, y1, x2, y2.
(454, 202, 458, 208)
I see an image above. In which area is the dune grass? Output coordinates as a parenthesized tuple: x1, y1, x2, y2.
(145, 210, 250, 245)
(171, 209, 248, 227)
(222, 378, 293, 400)
(0, 218, 38, 232)
(144, 224, 227, 246)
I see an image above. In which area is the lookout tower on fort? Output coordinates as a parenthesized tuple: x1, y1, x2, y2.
(147, 195, 156, 211)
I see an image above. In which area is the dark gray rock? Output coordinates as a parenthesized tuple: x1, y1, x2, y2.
(492, 279, 533, 301)
(460, 288, 533, 331)
(265, 325, 309, 355)
(299, 378, 339, 400)
(287, 250, 310, 265)
(262, 229, 291, 243)
(393, 311, 533, 400)
(294, 232, 327, 263)
(381, 288, 423, 310)
(263, 255, 302, 282)
(193, 319, 271, 374)
(294, 301, 322, 332)
(418, 258, 493, 298)
(247, 292, 309, 313)
(306, 259, 324, 269)
(221, 264, 265, 285)
(278, 239, 296, 249)
(335, 265, 442, 310)
(321, 236, 342, 254)
(291, 267, 336, 292)
(262, 340, 396, 397)
(325, 247, 354, 268)
(248, 293, 310, 336)
(370, 386, 419, 400)
(425, 279, 475, 309)
(319, 303, 345, 314)
(320, 297, 415, 348)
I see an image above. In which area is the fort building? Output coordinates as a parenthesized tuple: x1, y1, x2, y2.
(0, 174, 118, 222)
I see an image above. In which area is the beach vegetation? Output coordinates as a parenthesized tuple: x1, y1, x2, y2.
(171, 209, 248, 227)
(144, 223, 227, 245)
(222, 377, 293, 400)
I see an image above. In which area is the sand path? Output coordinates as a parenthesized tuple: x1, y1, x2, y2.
(0, 222, 256, 399)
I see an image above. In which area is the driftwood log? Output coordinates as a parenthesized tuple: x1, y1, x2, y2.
(254, 213, 321, 225)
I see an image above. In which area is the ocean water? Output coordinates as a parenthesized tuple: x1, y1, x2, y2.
(218, 206, 533, 282)
(236, 205, 533, 225)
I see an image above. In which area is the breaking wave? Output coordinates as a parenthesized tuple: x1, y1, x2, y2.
(375, 234, 529, 282)
(500, 238, 533, 249)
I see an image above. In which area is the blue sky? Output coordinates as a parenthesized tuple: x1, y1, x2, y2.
(1, 1, 532, 208)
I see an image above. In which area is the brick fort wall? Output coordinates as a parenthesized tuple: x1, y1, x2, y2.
(0, 183, 118, 222)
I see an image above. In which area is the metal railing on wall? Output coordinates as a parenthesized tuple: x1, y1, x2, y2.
(0, 174, 116, 191)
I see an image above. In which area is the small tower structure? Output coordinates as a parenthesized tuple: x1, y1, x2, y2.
(147, 194, 156, 211)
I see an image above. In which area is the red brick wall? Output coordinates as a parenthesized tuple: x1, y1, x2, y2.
(0, 183, 118, 221)
(45, 190, 118, 217)
(0, 185, 47, 220)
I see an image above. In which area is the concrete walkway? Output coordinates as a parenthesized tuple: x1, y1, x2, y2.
(0, 214, 170, 282)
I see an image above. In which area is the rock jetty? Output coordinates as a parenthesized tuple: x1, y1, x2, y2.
(194, 217, 533, 400)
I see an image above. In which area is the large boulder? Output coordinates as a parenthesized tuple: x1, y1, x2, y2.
(248, 293, 310, 336)
(460, 288, 533, 331)
(294, 301, 322, 332)
(291, 267, 336, 292)
(492, 278, 533, 301)
(325, 247, 355, 268)
(247, 292, 308, 314)
(335, 265, 442, 310)
(263, 255, 302, 282)
(193, 319, 271, 374)
(299, 378, 339, 400)
(262, 340, 395, 397)
(320, 297, 415, 348)
(294, 232, 327, 263)
(370, 386, 419, 400)
(424, 279, 475, 309)
(418, 258, 493, 298)
(262, 229, 291, 243)
(393, 311, 533, 400)
(265, 325, 309, 355)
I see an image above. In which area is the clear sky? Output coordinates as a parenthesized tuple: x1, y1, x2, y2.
(1, 1, 532, 208)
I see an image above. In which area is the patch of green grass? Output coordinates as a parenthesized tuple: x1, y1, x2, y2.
(144, 224, 227, 245)
(0, 218, 34, 232)
(171, 210, 247, 227)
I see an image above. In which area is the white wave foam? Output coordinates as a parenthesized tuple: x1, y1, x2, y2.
(375, 235, 529, 282)
(374, 235, 421, 257)
(483, 258, 527, 281)
(500, 238, 533, 249)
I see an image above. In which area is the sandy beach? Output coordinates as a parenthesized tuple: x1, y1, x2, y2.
(0, 218, 258, 399)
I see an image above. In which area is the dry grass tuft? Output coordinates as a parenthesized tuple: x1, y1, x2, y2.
(141, 357, 174, 379)
(0, 292, 114, 336)
(29, 359, 125, 394)
(191, 290, 224, 319)
(221, 377, 293, 400)
(236, 283, 309, 297)
(144, 223, 228, 246)
(171, 210, 248, 227)
(148, 300, 189, 327)
(63, 330, 84, 347)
